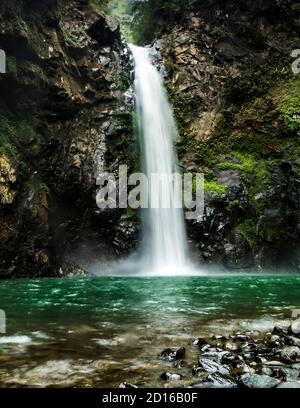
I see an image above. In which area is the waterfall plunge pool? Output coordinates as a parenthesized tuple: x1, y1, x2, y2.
(0, 275, 299, 387)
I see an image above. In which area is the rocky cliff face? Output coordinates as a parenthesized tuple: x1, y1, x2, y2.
(152, 0, 300, 270)
(0, 0, 135, 278)
(1, 0, 300, 277)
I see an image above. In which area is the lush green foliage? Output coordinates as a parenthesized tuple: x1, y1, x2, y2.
(90, 0, 136, 41)
(90, 0, 199, 43)
(91, 0, 295, 43)
(235, 220, 256, 245)
(281, 97, 300, 132)
(0, 115, 18, 158)
(204, 180, 227, 196)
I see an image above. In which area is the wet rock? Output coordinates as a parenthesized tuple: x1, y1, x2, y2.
(253, 356, 268, 364)
(225, 340, 240, 351)
(277, 381, 300, 388)
(201, 373, 237, 388)
(242, 342, 258, 353)
(211, 335, 227, 341)
(272, 326, 286, 336)
(221, 353, 244, 367)
(275, 367, 300, 381)
(265, 361, 287, 368)
(243, 352, 256, 361)
(290, 319, 300, 337)
(159, 347, 185, 361)
(234, 334, 252, 343)
(160, 372, 183, 381)
(287, 336, 300, 347)
(201, 349, 227, 361)
(175, 347, 186, 360)
(59, 260, 91, 277)
(280, 346, 300, 364)
(159, 348, 174, 361)
(217, 170, 242, 188)
(230, 363, 254, 376)
(196, 358, 230, 375)
(270, 334, 285, 346)
(193, 338, 208, 347)
(201, 344, 212, 352)
(259, 367, 274, 376)
(253, 345, 277, 358)
(239, 373, 280, 388)
(118, 382, 138, 389)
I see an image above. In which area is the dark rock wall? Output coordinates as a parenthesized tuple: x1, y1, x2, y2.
(0, 0, 136, 278)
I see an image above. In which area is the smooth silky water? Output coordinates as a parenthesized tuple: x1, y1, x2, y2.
(0, 275, 299, 387)
(129, 45, 189, 275)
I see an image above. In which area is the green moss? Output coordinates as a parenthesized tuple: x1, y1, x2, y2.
(62, 27, 87, 48)
(204, 180, 227, 196)
(89, 0, 110, 13)
(218, 152, 257, 172)
(205, 74, 299, 160)
(264, 227, 279, 242)
(0, 115, 18, 159)
(255, 162, 271, 182)
(225, 64, 289, 106)
(0, 114, 42, 162)
(235, 219, 256, 246)
(195, 141, 219, 167)
(281, 96, 300, 133)
(90, 0, 135, 42)
(248, 162, 274, 211)
(191, 174, 226, 197)
(202, 167, 215, 181)
(226, 199, 241, 212)
(118, 71, 131, 92)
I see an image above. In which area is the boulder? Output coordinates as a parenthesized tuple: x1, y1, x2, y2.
(239, 373, 280, 388)
(280, 346, 300, 364)
(197, 358, 230, 375)
(201, 373, 237, 388)
(291, 318, 300, 337)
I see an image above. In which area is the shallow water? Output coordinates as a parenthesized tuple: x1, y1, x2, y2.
(0, 275, 299, 387)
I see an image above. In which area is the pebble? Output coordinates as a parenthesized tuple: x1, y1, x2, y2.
(160, 372, 183, 381)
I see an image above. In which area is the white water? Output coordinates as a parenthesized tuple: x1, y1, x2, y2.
(129, 44, 189, 275)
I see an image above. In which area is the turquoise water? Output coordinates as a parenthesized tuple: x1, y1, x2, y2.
(0, 275, 299, 387)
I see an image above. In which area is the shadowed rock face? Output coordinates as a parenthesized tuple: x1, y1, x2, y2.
(0, 0, 136, 278)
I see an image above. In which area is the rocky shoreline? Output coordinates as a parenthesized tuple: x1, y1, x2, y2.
(119, 317, 300, 388)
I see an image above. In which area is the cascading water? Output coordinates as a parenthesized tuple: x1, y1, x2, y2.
(129, 44, 189, 274)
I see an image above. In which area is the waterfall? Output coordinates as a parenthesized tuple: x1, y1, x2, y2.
(129, 44, 188, 275)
